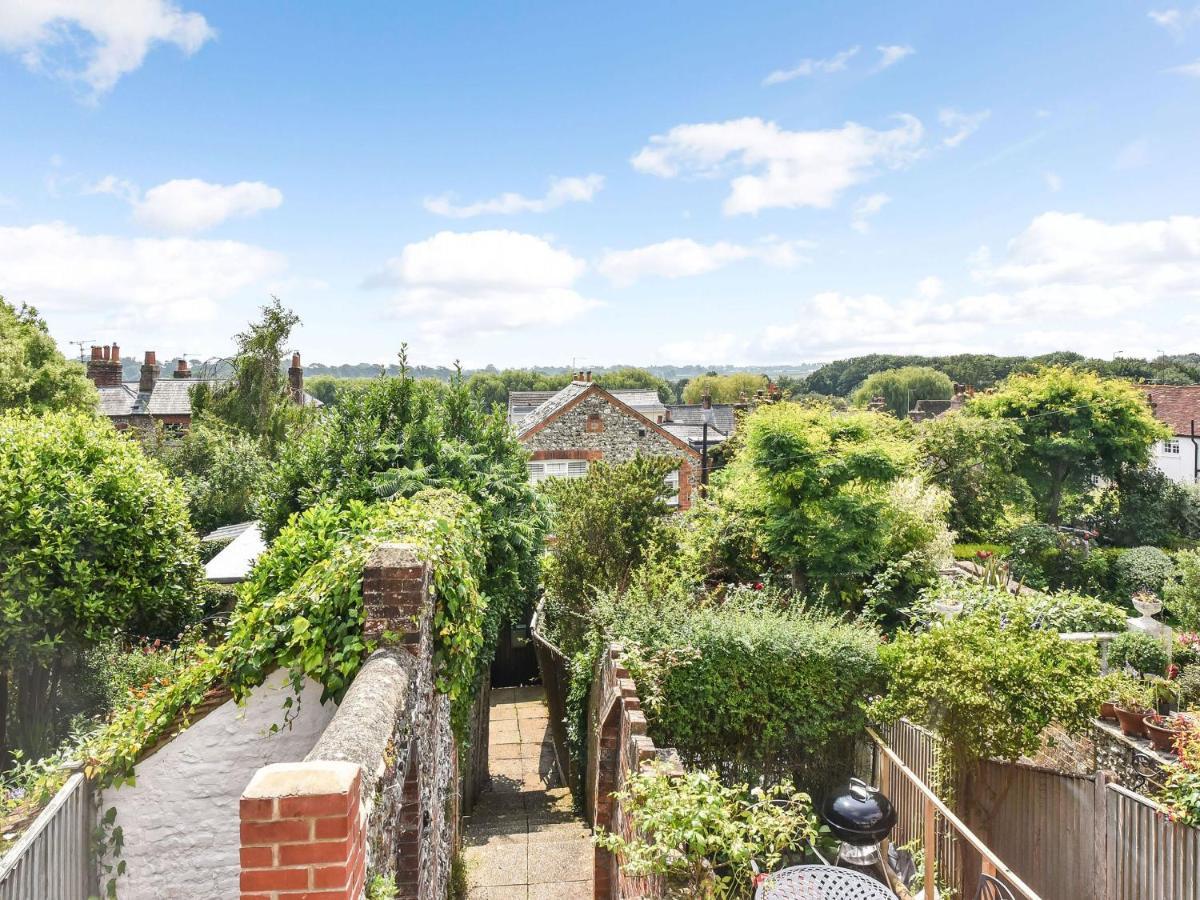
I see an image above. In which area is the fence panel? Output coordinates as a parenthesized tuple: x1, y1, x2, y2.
(1106, 783, 1200, 900)
(0, 772, 94, 900)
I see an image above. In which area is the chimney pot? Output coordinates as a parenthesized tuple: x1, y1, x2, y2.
(101, 345, 110, 361)
(110, 343, 120, 361)
(173, 358, 192, 379)
(291, 352, 301, 368)
(144, 350, 156, 365)
(91, 345, 103, 361)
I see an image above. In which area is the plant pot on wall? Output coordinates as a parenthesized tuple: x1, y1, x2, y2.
(1100, 700, 1117, 720)
(1143, 715, 1181, 752)
(1114, 706, 1150, 738)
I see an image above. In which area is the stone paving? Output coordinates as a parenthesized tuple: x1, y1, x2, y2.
(463, 685, 593, 899)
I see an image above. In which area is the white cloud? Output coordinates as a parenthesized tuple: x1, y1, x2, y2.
(1150, 7, 1200, 36)
(89, 176, 284, 232)
(917, 276, 944, 299)
(1044, 171, 1063, 192)
(631, 115, 923, 215)
(597, 236, 811, 286)
(939, 108, 990, 148)
(1169, 58, 1200, 76)
(763, 46, 859, 85)
(1115, 138, 1151, 170)
(423, 174, 604, 218)
(365, 230, 599, 337)
(0, 221, 284, 325)
(873, 44, 915, 71)
(0, 0, 214, 96)
(851, 192, 890, 233)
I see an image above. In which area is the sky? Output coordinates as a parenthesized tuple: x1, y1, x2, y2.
(1, 2, 1199, 370)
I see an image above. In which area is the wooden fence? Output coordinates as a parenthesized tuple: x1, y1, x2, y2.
(0, 771, 94, 900)
(878, 720, 1200, 900)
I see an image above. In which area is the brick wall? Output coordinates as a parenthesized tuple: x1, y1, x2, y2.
(240, 543, 471, 900)
(587, 644, 684, 899)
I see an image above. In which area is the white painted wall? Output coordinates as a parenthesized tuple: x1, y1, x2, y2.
(99, 669, 338, 900)
(1150, 437, 1199, 484)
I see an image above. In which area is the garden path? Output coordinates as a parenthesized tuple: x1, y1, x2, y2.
(462, 685, 593, 899)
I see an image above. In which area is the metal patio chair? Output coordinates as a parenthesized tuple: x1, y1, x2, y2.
(754, 864, 897, 899)
(974, 873, 1016, 900)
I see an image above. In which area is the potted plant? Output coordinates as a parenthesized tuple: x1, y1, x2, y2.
(1097, 672, 1136, 720)
(1143, 711, 1198, 753)
(1111, 678, 1154, 738)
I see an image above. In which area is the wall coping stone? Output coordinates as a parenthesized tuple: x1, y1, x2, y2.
(244, 760, 360, 799)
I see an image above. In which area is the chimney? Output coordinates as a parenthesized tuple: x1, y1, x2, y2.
(86, 343, 123, 388)
(288, 352, 304, 403)
(700, 390, 716, 427)
(585, 370, 592, 382)
(139, 351, 161, 394)
(173, 358, 192, 379)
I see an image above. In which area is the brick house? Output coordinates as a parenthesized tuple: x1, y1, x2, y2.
(515, 373, 702, 509)
(1142, 384, 1200, 485)
(86, 343, 319, 432)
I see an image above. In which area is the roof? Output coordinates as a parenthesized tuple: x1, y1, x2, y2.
(204, 523, 266, 583)
(517, 382, 591, 434)
(507, 390, 560, 426)
(507, 388, 664, 426)
(99, 378, 322, 420)
(97, 384, 139, 417)
(1143, 385, 1200, 436)
(202, 521, 258, 543)
(661, 422, 728, 447)
(664, 403, 739, 434)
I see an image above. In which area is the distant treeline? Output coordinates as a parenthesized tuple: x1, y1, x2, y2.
(799, 352, 1200, 397)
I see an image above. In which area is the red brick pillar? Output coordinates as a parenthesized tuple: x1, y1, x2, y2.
(239, 761, 365, 900)
(362, 543, 431, 655)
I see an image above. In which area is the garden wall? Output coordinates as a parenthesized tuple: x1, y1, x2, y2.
(99, 669, 337, 900)
(588, 643, 683, 900)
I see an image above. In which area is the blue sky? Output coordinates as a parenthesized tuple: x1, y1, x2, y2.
(2, 1, 1199, 369)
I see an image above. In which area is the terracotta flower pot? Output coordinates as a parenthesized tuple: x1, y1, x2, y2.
(1114, 706, 1149, 738)
(1099, 700, 1117, 720)
(1143, 715, 1182, 753)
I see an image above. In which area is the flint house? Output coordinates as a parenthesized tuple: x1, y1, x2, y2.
(513, 373, 702, 509)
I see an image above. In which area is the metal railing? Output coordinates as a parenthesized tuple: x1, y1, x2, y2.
(0, 771, 94, 900)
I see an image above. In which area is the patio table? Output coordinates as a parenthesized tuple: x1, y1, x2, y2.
(754, 864, 898, 899)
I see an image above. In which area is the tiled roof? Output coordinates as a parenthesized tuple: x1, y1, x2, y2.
(97, 384, 139, 416)
(202, 520, 258, 542)
(661, 422, 728, 447)
(204, 523, 266, 583)
(1143, 385, 1200, 436)
(145, 378, 219, 415)
(517, 382, 591, 435)
(507, 391, 560, 426)
(664, 403, 739, 434)
(610, 390, 663, 411)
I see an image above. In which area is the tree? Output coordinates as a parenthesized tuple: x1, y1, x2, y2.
(727, 403, 915, 598)
(916, 412, 1031, 538)
(190, 297, 306, 452)
(466, 368, 572, 412)
(595, 367, 672, 403)
(0, 297, 96, 414)
(682, 373, 767, 404)
(970, 366, 1168, 524)
(0, 411, 201, 759)
(850, 366, 953, 419)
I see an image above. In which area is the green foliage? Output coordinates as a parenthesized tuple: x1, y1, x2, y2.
(540, 455, 678, 654)
(970, 366, 1168, 523)
(257, 355, 546, 651)
(1092, 466, 1200, 549)
(1112, 546, 1176, 599)
(727, 402, 926, 605)
(0, 297, 97, 415)
(465, 368, 572, 412)
(908, 583, 1128, 633)
(595, 765, 819, 899)
(190, 297, 309, 453)
(0, 410, 201, 758)
(366, 872, 399, 900)
(304, 375, 374, 407)
(1160, 726, 1200, 827)
(1166, 550, 1200, 630)
(1108, 631, 1170, 677)
(682, 373, 768, 404)
(953, 543, 1011, 560)
(595, 366, 673, 403)
(872, 610, 1102, 765)
(850, 366, 954, 419)
(145, 415, 268, 534)
(1004, 524, 1111, 595)
(917, 413, 1031, 539)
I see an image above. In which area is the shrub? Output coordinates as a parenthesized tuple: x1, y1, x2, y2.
(851, 366, 953, 419)
(1113, 546, 1175, 600)
(1166, 550, 1200, 630)
(1093, 466, 1200, 548)
(1160, 726, 1200, 827)
(871, 610, 1101, 766)
(909, 583, 1127, 633)
(1005, 524, 1110, 596)
(1107, 631, 1170, 677)
(0, 410, 201, 758)
(953, 543, 1011, 561)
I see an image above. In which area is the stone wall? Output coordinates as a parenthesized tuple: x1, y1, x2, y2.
(239, 543, 465, 900)
(523, 391, 699, 509)
(588, 643, 684, 900)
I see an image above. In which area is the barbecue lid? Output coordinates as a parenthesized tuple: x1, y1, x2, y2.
(821, 778, 897, 845)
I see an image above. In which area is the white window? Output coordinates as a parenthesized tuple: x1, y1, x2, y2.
(664, 469, 680, 507)
(1164, 440, 1181, 455)
(527, 459, 589, 484)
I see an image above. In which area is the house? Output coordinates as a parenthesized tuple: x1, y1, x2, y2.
(1142, 384, 1200, 485)
(202, 521, 267, 584)
(659, 402, 737, 453)
(907, 383, 971, 423)
(86, 343, 319, 432)
(514, 372, 702, 508)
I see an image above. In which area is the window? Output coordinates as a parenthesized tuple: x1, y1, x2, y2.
(664, 468, 680, 506)
(1164, 440, 1181, 455)
(527, 459, 589, 484)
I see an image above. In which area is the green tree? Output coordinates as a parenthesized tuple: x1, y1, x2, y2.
(0, 297, 96, 414)
(970, 366, 1168, 524)
(728, 403, 915, 597)
(466, 368, 572, 412)
(682, 372, 767, 404)
(851, 366, 953, 419)
(146, 414, 269, 534)
(0, 411, 201, 759)
(916, 412, 1031, 538)
(191, 297, 307, 452)
(595, 367, 672, 403)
